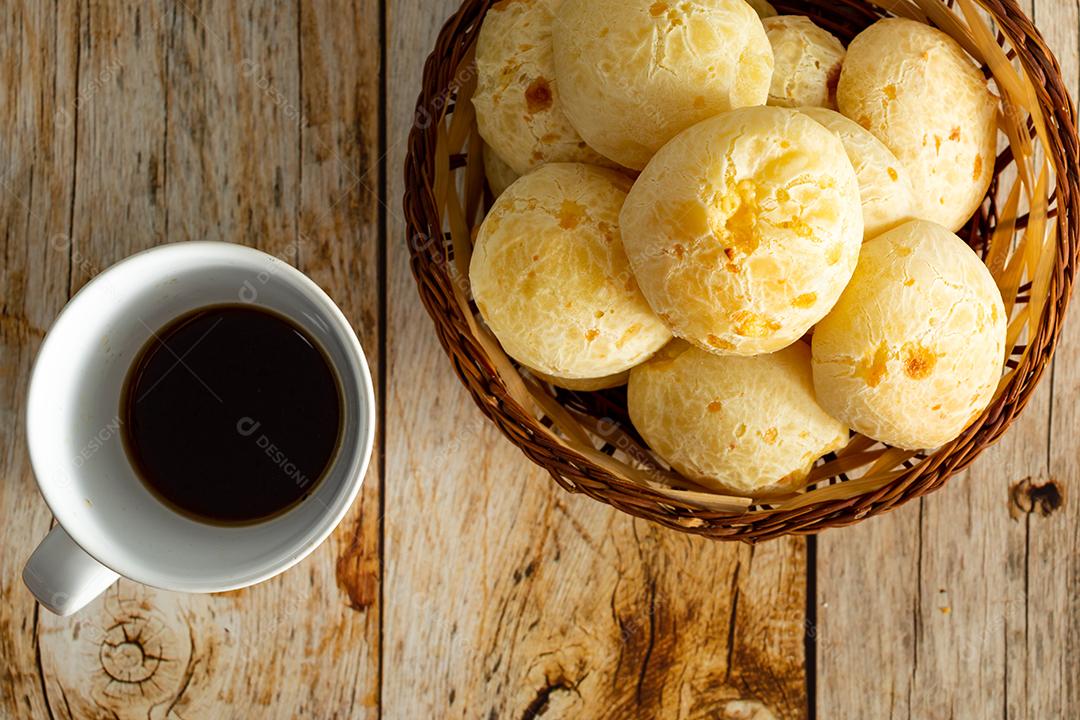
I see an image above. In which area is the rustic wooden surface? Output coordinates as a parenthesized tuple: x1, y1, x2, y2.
(0, 1, 1075, 718)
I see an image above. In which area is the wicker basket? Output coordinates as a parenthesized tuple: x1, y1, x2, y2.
(403, 0, 1079, 542)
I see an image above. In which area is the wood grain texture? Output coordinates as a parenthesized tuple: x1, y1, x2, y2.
(0, 0, 1075, 718)
(0, 1, 382, 717)
(817, 2, 1079, 719)
(1030, 3, 1080, 718)
(383, 1, 807, 718)
(0, 1, 78, 718)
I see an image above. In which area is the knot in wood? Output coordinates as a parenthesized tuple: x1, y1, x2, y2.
(1009, 477, 1065, 519)
(99, 614, 170, 685)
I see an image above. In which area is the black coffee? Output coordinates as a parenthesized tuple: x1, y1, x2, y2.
(121, 305, 342, 525)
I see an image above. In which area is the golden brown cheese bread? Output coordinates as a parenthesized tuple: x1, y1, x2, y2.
(837, 18, 998, 232)
(553, 0, 774, 170)
(470, 163, 672, 380)
(473, 0, 613, 175)
(620, 106, 864, 356)
(763, 16, 845, 109)
(812, 220, 1007, 450)
(800, 107, 915, 240)
(629, 340, 849, 497)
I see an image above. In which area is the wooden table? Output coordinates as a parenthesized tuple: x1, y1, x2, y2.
(0, 1, 1076, 718)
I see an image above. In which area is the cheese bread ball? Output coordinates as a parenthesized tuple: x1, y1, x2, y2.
(746, 0, 777, 19)
(553, 0, 774, 170)
(837, 18, 998, 232)
(529, 367, 629, 391)
(471, 163, 672, 379)
(473, 0, 612, 175)
(620, 106, 864, 356)
(629, 341, 850, 496)
(483, 146, 520, 198)
(801, 107, 915, 239)
(763, 16, 845, 109)
(812, 220, 1006, 450)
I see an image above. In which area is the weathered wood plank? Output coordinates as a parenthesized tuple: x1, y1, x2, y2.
(0, 0, 1072, 717)
(818, 2, 1077, 719)
(0, 1, 78, 718)
(24, 1, 382, 717)
(1031, 3, 1080, 719)
(817, 512, 919, 719)
(383, 2, 807, 718)
(296, 0, 384, 715)
(29, 2, 177, 719)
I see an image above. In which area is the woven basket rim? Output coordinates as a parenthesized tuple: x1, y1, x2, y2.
(403, 0, 1080, 542)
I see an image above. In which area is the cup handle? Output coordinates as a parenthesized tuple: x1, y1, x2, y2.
(23, 525, 119, 616)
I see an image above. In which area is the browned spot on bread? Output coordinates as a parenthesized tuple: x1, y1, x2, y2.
(949, 126, 961, 141)
(558, 200, 586, 229)
(778, 217, 814, 238)
(855, 342, 890, 388)
(708, 401, 723, 413)
(887, 167, 899, 182)
(902, 342, 937, 379)
(707, 334, 735, 351)
(649, 1, 669, 16)
(525, 77, 553, 113)
(693, 95, 706, 109)
(973, 154, 983, 181)
(585, 328, 600, 342)
(723, 181, 762, 251)
(731, 311, 780, 338)
(792, 293, 817, 309)
(761, 427, 779, 445)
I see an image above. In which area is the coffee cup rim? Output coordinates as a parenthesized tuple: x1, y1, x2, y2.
(26, 241, 376, 593)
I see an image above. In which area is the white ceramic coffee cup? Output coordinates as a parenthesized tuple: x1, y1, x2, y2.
(22, 242, 376, 616)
